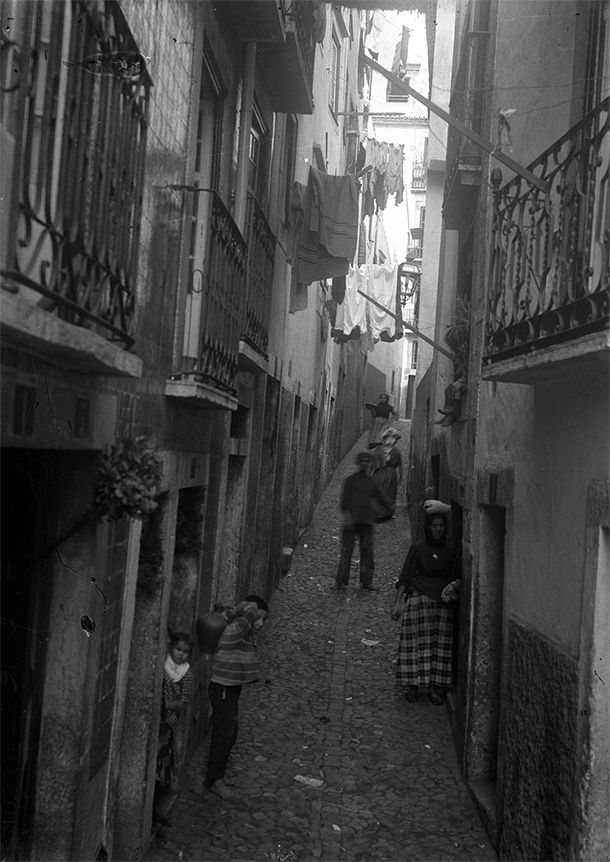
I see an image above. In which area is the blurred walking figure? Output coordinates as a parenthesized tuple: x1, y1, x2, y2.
(392, 511, 461, 704)
(371, 427, 402, 519)
(365, 393, 396, 448)
(332, 451, 393, 593)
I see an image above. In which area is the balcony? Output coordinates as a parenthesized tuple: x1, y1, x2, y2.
(225, 0, 286, 44)
(0, 0, 149, 377)
(166, 192, 246, 409)
(257, 0, 315, 114)
(240, 195, 275, 372)
(411, 163, 427, 190)
(482, 98, 609, 385)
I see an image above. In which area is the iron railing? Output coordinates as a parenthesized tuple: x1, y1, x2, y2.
(243, 194, 275, 356)
(411, 164, 427, 190)
(484, 98, 609, 364)
(1, 0, 150, 349)
(178, 192, 246, 395)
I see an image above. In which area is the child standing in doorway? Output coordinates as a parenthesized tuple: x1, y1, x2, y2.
(154, 631, 194, 824)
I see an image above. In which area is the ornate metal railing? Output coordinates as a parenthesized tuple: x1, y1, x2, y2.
(243, 194, 275, 357)
(177, 192, 246, 395)
(411, 164, 427, 190)
(1, 0, 150, 349)
(484, 98, 609, 364)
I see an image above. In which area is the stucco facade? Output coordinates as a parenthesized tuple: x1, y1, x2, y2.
(410, 0, 609, 859)
(0, 2, 368, 858)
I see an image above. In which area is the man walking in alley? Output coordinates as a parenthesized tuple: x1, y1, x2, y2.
(332, 451, 393, 592)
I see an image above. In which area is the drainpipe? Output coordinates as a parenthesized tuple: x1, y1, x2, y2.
(234, 41, 257, 234)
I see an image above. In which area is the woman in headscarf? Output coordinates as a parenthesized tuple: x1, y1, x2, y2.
(365, 393, 396, 448)
(391, 512, 461, 704)
(371, 427, 402, 519)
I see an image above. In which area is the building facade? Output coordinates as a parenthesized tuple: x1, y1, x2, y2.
(409, 0, 609, 859)
(0, 1, 369, 858)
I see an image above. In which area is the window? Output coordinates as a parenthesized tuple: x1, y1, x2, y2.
(247, 105, 271, 207)
(344, 101, 359, 173)
(583, 0, 607, 115)
(2, 1, 150, 348)
(411, 341, 419, 369)
(329, 32, 341, 114)
(283, 115, 298, 223)
(194, 43, 223, 190)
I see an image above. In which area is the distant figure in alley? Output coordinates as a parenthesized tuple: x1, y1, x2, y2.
(332, 451, 394, 593)
(371, 426, 403, 519)
(365, 393, 397, 448)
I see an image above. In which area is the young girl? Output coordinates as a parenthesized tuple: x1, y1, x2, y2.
(155, 632, 194, 798)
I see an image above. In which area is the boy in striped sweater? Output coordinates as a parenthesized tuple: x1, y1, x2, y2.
(205, 595, 269, 800)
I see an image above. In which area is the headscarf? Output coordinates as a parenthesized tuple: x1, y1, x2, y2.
(164, 653, 190, 683)
(423, 513, 449, 547)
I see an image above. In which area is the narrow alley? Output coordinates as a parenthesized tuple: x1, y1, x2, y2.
(146, 425, 495, 862)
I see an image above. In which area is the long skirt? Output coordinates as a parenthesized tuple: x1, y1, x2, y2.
(372, 465, 398, 512)
(368, 416, 390, 448)
(155, 720, 174, 786)
(396, 590, 454, 688)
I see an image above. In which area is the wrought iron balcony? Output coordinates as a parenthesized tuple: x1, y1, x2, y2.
(483, 98, 609, 383)
(0, 0, 149, 376)
(411, 163, 427, 190)
(257, 0, 315, 114)
(167, 192, 245, 409)
(241, 194, 275, 365)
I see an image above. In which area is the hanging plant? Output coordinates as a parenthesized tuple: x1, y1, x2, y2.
(444, 295, 471, 378)
(94, 436, 162, 522)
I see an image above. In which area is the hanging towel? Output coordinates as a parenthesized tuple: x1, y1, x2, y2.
(365, 262, 402, 341)
(296, 166, 358, 285)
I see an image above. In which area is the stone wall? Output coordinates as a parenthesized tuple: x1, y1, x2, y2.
(499, 620, 578, 860)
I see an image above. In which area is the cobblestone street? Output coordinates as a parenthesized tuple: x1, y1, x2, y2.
(146, 424, 496, 862)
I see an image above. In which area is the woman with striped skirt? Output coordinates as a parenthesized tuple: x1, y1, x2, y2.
(392, 512, 461, 705)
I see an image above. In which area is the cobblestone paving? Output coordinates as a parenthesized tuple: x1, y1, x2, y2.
(146, 424, 496, 862)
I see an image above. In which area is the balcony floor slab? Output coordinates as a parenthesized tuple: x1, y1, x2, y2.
(165, 375, 238, 410)
(481, 329, 609, 385)
(1, 291, 142, 377)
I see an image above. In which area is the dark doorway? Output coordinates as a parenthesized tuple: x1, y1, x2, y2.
(1, 450, 53, 859)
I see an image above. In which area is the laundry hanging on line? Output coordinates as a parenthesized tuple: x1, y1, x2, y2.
(296, 165, 359, 287)
(361, 139, 405, 217)
(329, 263, 403, 349)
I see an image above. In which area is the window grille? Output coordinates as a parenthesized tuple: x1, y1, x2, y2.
(2, 0, 151, 349)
